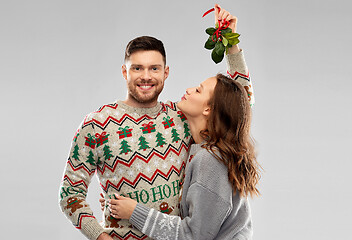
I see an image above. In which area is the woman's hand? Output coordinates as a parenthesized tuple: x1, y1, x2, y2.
(108, 194, 138, 219)
(214, 3, 240, 54)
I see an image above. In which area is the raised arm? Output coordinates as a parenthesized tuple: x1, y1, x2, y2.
(59, 113, 110, 240)
(216, 4, 255, 106)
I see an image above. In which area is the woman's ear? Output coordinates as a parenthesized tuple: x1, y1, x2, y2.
(202, 106, 211, 117)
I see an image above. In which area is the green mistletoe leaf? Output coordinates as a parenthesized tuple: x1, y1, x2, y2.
(204, 36, 216, 50)
(211, 48, 224, 64)
(214, 41, 225, 56)
(228, 38, 240, 46)
(222, 37, 228, 47)
(205, 27, 216, 35)
(221, 27, 232, 35)
(223, 32, 240, 39)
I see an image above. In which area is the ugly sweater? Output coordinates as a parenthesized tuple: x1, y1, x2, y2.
(129, 144, 253, 240)
(59, 50, 253, 240)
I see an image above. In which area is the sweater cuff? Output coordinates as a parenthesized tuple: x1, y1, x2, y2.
(81, 217, 105, 240)
(129, 203, 151, 232)
(226, 49, 248, 75)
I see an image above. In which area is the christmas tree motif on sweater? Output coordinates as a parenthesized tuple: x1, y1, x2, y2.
(97, 156, 102, 165)
(177, 111, 187, 122)
(183, 122, 191, 139)
(72, 145, 80, 161)
(140, 121, 156, 134)
(155, 132, 167, 147)
(86, 150, 96, 166)
(171, 128, 181, 143)
(162, 116, 175, 129)
(138, 135, 150, 151)
(85, 133, 96, 149)
(117, 126, 132, 139)
(103, 145, 114, 160)
(119, 139, 132, 155)
(95, 132, 110, 147)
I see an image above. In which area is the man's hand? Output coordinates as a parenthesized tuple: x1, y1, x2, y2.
(97, 232, 114, 240)
(99, 193, 106, 212)
(214, 3, 240, 54)
(108, 194, 137, 219)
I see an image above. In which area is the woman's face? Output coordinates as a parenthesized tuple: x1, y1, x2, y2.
(177, 77, 217, 119)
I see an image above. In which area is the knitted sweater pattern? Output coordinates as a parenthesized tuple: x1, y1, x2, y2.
(59, 50, 253, 240)
(129, 144, 253, 240)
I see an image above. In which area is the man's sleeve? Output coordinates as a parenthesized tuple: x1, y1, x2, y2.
(226, 50, 255, 106)
(58, 113, 105, 240)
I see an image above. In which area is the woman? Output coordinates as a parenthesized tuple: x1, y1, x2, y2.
(103, 73, 261, 240)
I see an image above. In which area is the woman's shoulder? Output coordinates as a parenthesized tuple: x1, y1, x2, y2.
(191, 148, 229, 181)
(193, 148, 226, 168)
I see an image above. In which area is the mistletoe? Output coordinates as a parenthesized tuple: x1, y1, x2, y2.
(202, 7, 240, 64)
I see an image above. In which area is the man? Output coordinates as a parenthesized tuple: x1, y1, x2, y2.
(59, 5, 254, 240)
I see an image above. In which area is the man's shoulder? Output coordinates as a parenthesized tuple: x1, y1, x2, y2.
(80, 100, 120, 126)
(160, 100, 180, 112)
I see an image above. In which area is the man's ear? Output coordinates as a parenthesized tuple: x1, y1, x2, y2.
(164, 66, 170, 80)
(122, 65, 127, 80)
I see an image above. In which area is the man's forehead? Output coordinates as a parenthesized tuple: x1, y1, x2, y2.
(126, 50, 165, 66)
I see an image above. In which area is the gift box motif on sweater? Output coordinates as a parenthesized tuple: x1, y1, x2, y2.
(117, 126, 133, 139)
(73, 129, 80, 142)
(95, 132, 110, 147)
(84, 133, 96, 149)
(177, 111, 187, 122)
(162, 116, 175, 129)
(140, 121, 156, 134)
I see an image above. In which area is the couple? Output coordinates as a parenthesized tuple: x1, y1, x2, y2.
(59, 4, 260, 240)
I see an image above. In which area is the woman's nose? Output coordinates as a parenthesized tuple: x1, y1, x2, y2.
(186, 88, 194, 94)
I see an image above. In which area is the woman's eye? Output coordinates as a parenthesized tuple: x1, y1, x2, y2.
(196, 88, 200, 93)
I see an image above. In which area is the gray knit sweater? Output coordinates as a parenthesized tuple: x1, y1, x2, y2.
(129, 143, 253, 240)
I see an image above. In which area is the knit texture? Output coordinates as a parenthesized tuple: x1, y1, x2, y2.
(59, 50, 253, 240)
(129, 144, 253, 240)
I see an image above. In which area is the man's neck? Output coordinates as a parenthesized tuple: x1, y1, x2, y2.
(123, 98, 158, 108)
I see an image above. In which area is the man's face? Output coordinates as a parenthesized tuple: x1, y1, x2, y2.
(122, 50, 169, 108)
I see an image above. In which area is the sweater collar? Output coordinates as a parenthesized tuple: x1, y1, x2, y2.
(116, 100, 162, 116)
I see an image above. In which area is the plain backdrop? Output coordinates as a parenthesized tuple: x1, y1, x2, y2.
(1, 0, 351, 239)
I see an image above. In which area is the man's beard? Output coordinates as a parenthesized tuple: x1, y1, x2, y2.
(128, 82, 163, 105)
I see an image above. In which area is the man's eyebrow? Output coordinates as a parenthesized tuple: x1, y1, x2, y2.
(131, 64, 142, 67)
(200, 84, 204, 89)
(150, 64, 163, 67)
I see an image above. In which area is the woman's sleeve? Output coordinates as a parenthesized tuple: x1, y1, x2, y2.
(129, 182, 232, 240)
(226, 50, 255, 106)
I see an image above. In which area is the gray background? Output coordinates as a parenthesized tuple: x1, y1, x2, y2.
(1, 0, 351, 239)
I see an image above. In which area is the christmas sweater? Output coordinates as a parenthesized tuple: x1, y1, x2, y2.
(59, 50, 253, 240)
(129, 144, 253, 240)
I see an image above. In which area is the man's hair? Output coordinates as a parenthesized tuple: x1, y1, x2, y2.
(124, 36, 166, 65)
(201, 74, 261, 198)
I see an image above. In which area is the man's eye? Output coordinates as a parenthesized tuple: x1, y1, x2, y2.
(135, 67, 140, 71)
(152, 67, 158, 71)
(196, 88, 200, 93)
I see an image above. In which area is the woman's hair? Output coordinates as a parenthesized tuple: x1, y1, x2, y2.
(201, 73, 261, 198)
